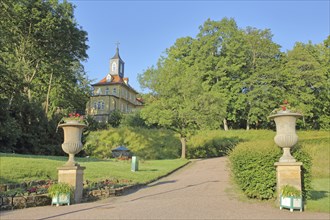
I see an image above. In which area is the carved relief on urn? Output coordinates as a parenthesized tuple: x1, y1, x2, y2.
(58, 114, 87, 167)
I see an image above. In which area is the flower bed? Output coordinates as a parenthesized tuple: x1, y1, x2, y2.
(0, 179, 135, 210)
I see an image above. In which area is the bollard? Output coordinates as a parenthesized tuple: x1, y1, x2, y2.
(131, 156, 138, 172)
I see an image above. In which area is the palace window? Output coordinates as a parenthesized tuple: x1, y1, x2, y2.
(94, 100, 105, 110)
(105, 88, 110, 95)
(113, 88, 117, 95)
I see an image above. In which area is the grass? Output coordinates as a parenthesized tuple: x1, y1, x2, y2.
(1, 130, 328, 212)
(307, 178, 330, 213)
(0, 153, 188, 185)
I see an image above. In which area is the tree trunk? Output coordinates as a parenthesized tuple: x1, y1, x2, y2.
(223, 118, 228, 131)
(45, 70, 53, 115)
(246, 120, 250, 130)
(180, 135, 186, 159)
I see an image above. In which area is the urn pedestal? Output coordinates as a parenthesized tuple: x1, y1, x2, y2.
(269, 111, 303, 210)
(57, 165, 85, 204)
(274, 162, 302, 202)
(58, 121, 87, 204)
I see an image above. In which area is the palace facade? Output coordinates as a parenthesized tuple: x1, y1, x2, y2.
(86, 48, 143, 122)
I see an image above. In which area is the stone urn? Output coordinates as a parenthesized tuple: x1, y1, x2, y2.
(269, 111, 302, 162)
(58, 121, 87, 167)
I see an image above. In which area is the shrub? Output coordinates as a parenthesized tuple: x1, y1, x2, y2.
(108, 110, 122, 128)
(292, 145, 312, 199)
(121, 111, 149, 128)
(229, 140, 312, 200)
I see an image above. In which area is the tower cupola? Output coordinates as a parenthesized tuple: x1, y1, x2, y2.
(109, 46, 125, 78)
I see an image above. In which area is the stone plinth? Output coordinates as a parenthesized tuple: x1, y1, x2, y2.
(58, 165, 85, 204)
(274, 162, 302, 198)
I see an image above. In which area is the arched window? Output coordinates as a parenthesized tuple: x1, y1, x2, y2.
(112, 62, 116, 71)
(96, 100, 105, 110)
(96, 88, 102, 95)
(106, 74, 112, 82)
(111, 98, 116, 110)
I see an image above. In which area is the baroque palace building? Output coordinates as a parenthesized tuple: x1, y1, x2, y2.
(86, 47, 143, 122)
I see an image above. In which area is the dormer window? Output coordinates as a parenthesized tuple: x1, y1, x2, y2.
(106, 74, 112, 82)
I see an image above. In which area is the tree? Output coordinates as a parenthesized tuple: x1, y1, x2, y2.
(242, 27, 283, 129)
(0, 0, 90, 154)
(139, 38, 226, 158)
(282, 41, 329, 129)
(186, 18, 264, 130)
(108, 110, 122, 128)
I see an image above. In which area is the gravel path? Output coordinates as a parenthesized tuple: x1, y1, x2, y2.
(1, 157, 329, 219)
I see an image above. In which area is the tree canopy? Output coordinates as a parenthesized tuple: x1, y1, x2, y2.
(139, 18, 329, 158)
(0, 0, 90, 154)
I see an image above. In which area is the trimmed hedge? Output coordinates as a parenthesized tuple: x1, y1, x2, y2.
(229, 140, 312, 200)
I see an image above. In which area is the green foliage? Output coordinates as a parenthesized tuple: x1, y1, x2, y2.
(84, 127, 181, 159)
(187, 130, 240, 159)
(292, 145, 312, 199)
(229, 140, 312, 200)
(121, 111, 149, 128)
(139, 22, 231, 157)
(139, 17, 329, 130)
(47, 182, 73, 197)
(280, 185, 301, 197)
(108, 110, 123, 128)
(0, 0, 90, 155)
(229, 140, 281, 200)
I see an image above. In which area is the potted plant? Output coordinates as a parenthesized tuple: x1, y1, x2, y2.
(48, 182, 73, 206)
(58, 113, 87, 167)
(279, 185, 303, 212)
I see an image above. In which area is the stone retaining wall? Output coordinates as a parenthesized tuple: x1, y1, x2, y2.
(0, 184, 142, 211)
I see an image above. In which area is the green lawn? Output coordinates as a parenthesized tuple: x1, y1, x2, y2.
(307, 178, 330, 213)
(1, 130, 328, 213)
(0, 153, 188, 185)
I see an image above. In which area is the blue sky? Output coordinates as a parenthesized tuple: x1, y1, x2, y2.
(69, 0, 329, 93)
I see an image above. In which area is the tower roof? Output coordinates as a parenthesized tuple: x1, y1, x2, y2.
(111, 47, 124, 62)
(92, 75, 138, 94)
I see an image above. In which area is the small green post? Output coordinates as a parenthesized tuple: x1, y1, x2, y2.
(131, 156, 138, 172)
